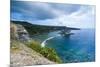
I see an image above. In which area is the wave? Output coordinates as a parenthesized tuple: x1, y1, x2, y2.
(41, 35, 60, 47)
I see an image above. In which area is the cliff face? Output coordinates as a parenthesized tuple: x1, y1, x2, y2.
(10, 23, 30, 42)
(10, 23, 55, 66)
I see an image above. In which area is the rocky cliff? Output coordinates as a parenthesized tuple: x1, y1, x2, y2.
(10, 23, 30, 42)
(10, 23, 55, 66)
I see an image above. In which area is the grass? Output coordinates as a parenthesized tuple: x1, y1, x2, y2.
(26, 41, 62, 63)
(10, 40, 20, 49)
(10, 40, 21, 53)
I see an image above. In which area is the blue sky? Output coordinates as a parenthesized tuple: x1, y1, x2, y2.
(11, 1, 95, 28)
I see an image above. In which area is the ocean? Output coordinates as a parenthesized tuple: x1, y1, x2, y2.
(33, 29, 95, 63)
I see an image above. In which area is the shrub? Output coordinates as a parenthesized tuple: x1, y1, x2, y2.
(26, 41, 62, 63)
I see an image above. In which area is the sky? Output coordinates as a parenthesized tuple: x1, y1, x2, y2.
(11, 1, 95, 28)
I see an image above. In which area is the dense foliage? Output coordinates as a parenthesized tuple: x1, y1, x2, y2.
(26, 41, 62, 63)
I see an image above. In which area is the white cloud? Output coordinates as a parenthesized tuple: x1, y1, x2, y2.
(11, 1, 95, 28)
(33, 5, 95, 29)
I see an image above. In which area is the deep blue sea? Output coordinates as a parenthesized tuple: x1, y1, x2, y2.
(33, 29, 95, 63)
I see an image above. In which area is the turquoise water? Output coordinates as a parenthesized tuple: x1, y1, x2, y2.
(32, 29, 95, 63)
(46, 29, 95, 63)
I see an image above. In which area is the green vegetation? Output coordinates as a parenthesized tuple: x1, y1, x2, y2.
(11, 40, 62, 63)
(11, 21, 80, 35)
(26, 41, 62, 63)
(10, 40, 22, 53)
(11, 21, 70, 35)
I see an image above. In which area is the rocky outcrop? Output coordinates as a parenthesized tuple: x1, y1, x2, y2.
(10, 23, 30, 42)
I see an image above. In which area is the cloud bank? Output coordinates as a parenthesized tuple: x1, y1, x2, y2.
(11, 1, 95, 28)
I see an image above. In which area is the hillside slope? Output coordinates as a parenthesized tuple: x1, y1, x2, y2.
(10, 23, 60, 66)
(10, 41, 55, 66)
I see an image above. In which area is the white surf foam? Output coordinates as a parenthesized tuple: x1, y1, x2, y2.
(41, 35, 60, 47)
